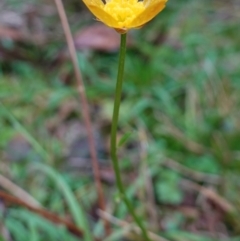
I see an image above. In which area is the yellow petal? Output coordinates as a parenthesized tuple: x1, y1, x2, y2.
(128, 0, 167, 28)
(82, 2, 120, 28)
(82, 0, 104, 7)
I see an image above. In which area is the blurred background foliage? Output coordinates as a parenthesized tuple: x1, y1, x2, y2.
(1, 0, 240, 240)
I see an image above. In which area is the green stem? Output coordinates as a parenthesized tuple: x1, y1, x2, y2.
(110, 33, 151, 241)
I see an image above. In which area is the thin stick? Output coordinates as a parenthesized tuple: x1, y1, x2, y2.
(0, 190, 83, 236)
(0, 173, 41, 208)
(53, 0, 109, 233)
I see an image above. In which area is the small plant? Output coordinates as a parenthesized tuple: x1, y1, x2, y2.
(82, 0, 168, 240)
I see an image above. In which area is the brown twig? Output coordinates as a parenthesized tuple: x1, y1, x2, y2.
(0, 190, 82, 236)
(53, 0, 109, 234)
(0, 174, 41, 208)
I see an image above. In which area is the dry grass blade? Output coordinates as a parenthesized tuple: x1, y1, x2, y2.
(139, 128, 159, 230)
(0, 173, 41, 208)
(98, 210, 170, 241)
(0, 190, 83, 236)
(32, 163, 93, 241)
(53, 0, 109, 234)
(181, 179, 235, 213)
(162, 158, 221, 185)
(156, 112, 207, 154)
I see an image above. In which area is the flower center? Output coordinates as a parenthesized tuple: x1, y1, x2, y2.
(104, 0, 145, 27)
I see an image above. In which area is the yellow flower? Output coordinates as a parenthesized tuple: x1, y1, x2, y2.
(82, 0, 167, 33)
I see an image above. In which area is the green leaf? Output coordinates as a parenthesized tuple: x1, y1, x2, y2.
(118, 132, 132, 147)
(31, 163, 93, 241)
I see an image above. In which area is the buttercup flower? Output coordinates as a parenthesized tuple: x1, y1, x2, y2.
(82, 0, 167, 32)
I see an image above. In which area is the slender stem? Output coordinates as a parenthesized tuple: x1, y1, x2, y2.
(110, 33, 151, 241)
(54, 0, 110, 235)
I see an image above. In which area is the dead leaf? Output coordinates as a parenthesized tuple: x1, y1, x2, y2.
(74, 23, 133, 52)
(0, 27, 26, 42)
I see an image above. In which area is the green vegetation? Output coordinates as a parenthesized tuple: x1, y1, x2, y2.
(1, 0, 240, 240)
